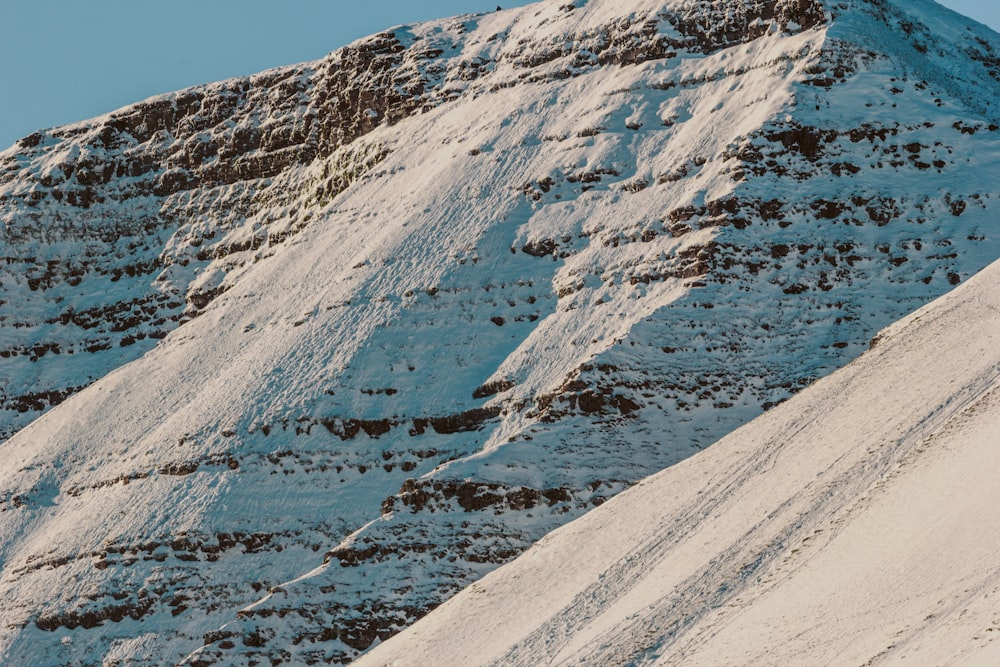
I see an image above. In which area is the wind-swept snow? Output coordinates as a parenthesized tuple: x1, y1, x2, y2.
(0, 0, 999, 664)
(360, 256, 1000, 667)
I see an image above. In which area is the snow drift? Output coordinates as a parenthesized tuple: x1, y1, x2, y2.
(360, 253, 1000, 667)
(0, 0, 998, 664)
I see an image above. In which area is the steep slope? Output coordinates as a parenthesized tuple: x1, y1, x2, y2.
(0, 27, 439, 440)
(359, 253, 1000, 667)
(0, 0, 998, 665)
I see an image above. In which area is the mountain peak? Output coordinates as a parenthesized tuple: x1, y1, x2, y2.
(1, 0, 998, 664)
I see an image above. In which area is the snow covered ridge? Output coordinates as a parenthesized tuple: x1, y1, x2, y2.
(0, 0, 999, 665)
(359, 254, 1000, 667)
(7, 0, 999, 439)
(0, 0, 836, 441)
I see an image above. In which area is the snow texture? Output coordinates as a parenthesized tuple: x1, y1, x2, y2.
(360, 253, 1000, 667)
(0, 0, 998, 664)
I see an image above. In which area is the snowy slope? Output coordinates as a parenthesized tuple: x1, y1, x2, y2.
(0, 0, 999, 665)
(359, 252, 1000, 667)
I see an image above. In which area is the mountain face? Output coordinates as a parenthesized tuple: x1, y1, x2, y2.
(358, 255, 1000, 667)
(0, 0, 998, 664)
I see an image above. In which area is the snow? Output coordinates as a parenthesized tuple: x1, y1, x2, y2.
(359, 254, 1000, 667)
(0, 0, 998, 664)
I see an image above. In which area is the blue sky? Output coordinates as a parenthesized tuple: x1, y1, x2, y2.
(0, 0, 997, 150)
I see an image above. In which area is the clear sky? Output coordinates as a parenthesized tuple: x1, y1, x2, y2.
(0, 0, 996, 151)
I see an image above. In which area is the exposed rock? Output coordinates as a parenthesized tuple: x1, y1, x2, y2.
(2, 1, 1000, 666)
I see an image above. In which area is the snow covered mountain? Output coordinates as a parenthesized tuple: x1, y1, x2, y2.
(0, 0, 998, 664)
(359, 247, 1000, 667)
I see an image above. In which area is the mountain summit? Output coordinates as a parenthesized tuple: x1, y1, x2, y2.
(1, 0, 998, 664)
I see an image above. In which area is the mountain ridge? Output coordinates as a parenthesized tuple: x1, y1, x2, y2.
(358, 252, 1000, 667)
(1, 0, 998, 664)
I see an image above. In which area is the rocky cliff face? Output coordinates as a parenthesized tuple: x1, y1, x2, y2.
(0, 0, 998, 665)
